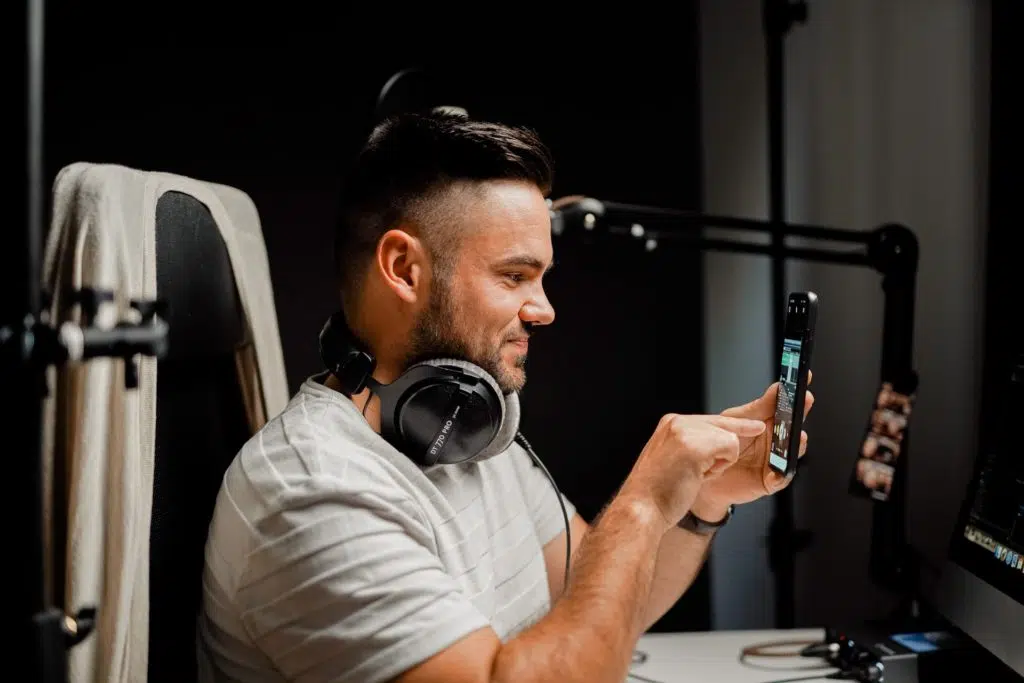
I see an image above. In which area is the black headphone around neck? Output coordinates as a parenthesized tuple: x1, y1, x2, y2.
(318, 310, 521, 468)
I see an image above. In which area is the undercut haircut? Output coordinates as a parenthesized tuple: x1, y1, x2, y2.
(334, 110, 554, 315)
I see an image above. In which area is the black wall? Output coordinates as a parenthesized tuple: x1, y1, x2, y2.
(980, 1, 1024, 433)
(42, 7, 708, 631)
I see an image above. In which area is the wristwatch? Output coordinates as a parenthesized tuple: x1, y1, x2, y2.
(677, 504, 735, 535)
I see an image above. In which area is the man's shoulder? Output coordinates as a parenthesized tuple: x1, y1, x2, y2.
(205, 379, 430, 584)
(228, 378, 409, 502)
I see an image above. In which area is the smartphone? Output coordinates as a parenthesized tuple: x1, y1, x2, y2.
(768, 291, 818, 478)
(849, 373, 917, 502)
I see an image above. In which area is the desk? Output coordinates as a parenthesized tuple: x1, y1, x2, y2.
(630, 628, 837, 683)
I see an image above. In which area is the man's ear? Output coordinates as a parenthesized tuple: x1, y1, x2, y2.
(376, 228, 427, 304)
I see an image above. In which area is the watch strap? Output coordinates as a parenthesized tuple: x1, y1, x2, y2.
(677, 504, 735, 535)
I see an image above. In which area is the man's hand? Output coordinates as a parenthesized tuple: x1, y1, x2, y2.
(691, 375, 815, 520)
(621, 413, 767, 531)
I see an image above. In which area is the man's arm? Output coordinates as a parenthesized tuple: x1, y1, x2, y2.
(541, 497, 724, 633)
(396, 494, 667, 683)
(639, 497, 725, 630)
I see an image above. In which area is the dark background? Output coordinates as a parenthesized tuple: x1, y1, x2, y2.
(980, 2, 1022, 471)
(41, 5, 710, 631)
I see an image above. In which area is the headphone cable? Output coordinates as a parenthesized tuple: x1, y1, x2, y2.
(514, 432, 572, 593)
(361, 389, 375, 418)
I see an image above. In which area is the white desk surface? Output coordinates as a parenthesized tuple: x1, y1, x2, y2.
(630, 628, 838, 683)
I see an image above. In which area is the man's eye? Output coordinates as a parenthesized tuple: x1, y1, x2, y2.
(505, 272, 524, 283)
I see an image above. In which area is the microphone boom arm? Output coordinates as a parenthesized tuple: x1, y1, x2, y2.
(550, 196, 914, 276)
(550, 195, 922, 607)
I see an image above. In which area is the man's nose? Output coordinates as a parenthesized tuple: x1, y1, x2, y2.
(521, 290, 555, 326)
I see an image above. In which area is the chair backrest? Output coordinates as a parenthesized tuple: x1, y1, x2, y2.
(149, 190, 252, 683)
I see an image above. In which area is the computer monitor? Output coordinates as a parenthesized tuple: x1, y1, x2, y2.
(931, 353, 1024, 676)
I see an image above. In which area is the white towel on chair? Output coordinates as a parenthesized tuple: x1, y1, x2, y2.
(41, 162, 289, 683)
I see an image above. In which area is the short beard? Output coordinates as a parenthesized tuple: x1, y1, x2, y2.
(406, 278, 525, 394)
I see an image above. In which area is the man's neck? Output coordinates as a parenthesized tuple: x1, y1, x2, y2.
(324, 372, 382, 433)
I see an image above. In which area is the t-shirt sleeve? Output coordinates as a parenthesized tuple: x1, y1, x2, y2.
(235, 479, 491, 683)
(510, 444, 578, 547)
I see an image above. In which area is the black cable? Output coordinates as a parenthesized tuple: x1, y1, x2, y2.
(362, 389, 374, 418)
(627, 673, 665, 683)
(514, 432, 571, 593)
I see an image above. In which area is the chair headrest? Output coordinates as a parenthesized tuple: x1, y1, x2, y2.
(155, 190, 246, 361)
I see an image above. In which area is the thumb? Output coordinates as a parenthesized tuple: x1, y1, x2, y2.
(703, 414, 767, 437)
(764, 468, 794, 494)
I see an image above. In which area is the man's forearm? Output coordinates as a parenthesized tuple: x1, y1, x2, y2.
(491, 494, 668, 683)
(641, 498, 727, 631)
(640, 527, 713, 631)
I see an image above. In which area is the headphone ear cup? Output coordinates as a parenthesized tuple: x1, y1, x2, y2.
(471, 389, 519, 462)
(420, 358, 520, 462)
(379, 359, 509, 467)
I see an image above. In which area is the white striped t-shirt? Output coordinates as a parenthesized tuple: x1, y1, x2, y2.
(197, 374, 575, 683)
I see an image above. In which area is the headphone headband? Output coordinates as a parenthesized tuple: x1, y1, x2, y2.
(319, 310, 376, 396)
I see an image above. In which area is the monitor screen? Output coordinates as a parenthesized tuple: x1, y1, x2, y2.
(934, 353, 1024, 676)
(947, 355, 1024, 605)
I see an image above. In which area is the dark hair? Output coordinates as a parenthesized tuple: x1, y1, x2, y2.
(334, 110, 554, 312)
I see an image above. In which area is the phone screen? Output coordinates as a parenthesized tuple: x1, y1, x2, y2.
(769, 295, 814, 475)
(850, 376, 917, 502)
(769, 339, 803, 472)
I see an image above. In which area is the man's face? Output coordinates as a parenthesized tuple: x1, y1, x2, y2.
(407, 180, 556, 393)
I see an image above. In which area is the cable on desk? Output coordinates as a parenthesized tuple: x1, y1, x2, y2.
(629, 663, 847, 683)
(738, 638, 835, 673)
(741, 638, 824, 658)
(629, 667, 849, 683)
(628, 641, 845, 683)
(627, 673, 665, 683)
(628, 649, 663, 682)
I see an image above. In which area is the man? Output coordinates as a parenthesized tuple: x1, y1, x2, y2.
(197, 110, 813, 683)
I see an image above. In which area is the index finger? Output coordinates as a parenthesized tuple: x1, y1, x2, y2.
(699, 414, 767, 437)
